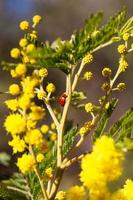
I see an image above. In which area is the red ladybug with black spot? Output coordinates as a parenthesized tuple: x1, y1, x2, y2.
(58, 93, 67, 106)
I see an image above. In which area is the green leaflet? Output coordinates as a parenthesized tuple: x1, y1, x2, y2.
(71, 91, 87, 109)
(71, 7, 127, 60)
(0, 185, 27, 200)
(2, 173, 31, 200)
(108, 107, 133, 141)
(63, 126, 78, 156)
(94, 98, 118, 140)
(0, 152, 10, 167)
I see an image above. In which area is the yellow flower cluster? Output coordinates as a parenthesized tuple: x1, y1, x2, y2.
(80, 136, 124, 193)
(9, 136, 26, 154)
(4, 113, 26, 135)
(4, 15, 53, 174)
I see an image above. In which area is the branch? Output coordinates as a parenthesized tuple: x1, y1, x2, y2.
(29, 146, 49, 200)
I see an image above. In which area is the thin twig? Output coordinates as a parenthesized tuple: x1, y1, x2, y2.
(29, 146, 49, 200)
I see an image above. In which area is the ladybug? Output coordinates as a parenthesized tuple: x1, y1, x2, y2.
(58, 93, 67, 106)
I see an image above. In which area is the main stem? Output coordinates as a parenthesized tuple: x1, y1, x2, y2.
(57, 73, 72, 167)
(49, 73, 72, 199)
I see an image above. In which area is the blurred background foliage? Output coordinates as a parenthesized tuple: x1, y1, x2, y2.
(0, 0, 133, 188)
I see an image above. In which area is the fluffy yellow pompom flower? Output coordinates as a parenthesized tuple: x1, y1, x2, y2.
(80, 136, 124, 190)
(4, 114, 26, 135)
(10, 48, 20, 59)
(15, 63, 27, 77)
(36, 153, 44, 163)
(41, 125, 49, 134)
(19, 38, 28, 47)
(56, 191, 66, 200)
(9, 136, 26, 154)
(46, 83, 56, 93)
(9, 84, 20, 96)
(123, 179, 133, 200)
(66, 186, 85, 200)
(19, 20, 29, 30)
(30, 105, 45, 121)
(33, 15, 42, 25)
(17, 154, 35, 173)
(39, 68, 48, 78)
(5, 99, 18, 111)
(25, 129, 43, 146)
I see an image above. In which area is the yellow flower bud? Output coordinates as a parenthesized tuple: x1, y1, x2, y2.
(102, 67, 112, 77)
(117, 82, 126, 91)
(83, 53, 93, 64)
(83, 71, 93, 80)
(33, 15, 42, 25)
(39, 68, 48, 78)
(123, 33, 130, 41)
(119, 58, 128, 72)
(26, 44, 35, 53)
(37, 90, 47, 100)
(9, 84, 20, 95)
(10, 48, 20, 59)
(117, 44, 126, 54)
(85, 103, 94, 113)
(101, 82, 110, 92)
(45, 167, 53, 178)
(15, 63, 27, 76)
(19, 20, 29, 30)
(46, 83, 56, 93)
(19, 38, 28, 47)
(50, 132, 57, 141)
(36, 153, 44, 163)
(41, 125, 49, 134)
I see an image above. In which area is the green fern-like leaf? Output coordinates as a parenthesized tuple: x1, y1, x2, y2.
(63, 126, 78, 156)
(108, 107, 133, 140)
